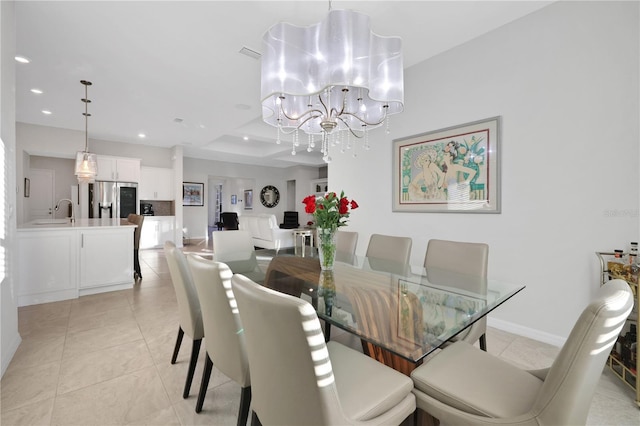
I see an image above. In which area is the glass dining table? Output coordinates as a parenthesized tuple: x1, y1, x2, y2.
(210, 246, 525, 375)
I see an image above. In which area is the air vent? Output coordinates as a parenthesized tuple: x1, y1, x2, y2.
(173, 118, 184, 123)
(239, 46, 261, 60)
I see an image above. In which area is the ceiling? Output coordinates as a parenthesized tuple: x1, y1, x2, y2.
(14, 1, 552, 168)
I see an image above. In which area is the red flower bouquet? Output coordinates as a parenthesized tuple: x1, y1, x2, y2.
(302, 191, 359, 231)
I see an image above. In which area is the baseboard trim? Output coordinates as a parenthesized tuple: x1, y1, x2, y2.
(1, 333, 22, 378)
(488, 317, 566, 348)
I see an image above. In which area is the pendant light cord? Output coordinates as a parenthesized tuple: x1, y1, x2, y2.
(81, 80, 92, 153)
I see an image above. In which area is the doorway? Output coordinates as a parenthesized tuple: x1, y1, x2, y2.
(207, 177, 225, 238)
(286, 179, 296, 211)
(28, 168, 55, 221)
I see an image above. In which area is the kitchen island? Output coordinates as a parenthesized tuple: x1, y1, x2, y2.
(17, 218, 137, 306)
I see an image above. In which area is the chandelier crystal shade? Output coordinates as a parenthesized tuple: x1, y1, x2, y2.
(74, 80, 98, 183)
(261, 9, 404, 162)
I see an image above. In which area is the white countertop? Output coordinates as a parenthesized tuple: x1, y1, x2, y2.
(18, 218, 138, 231)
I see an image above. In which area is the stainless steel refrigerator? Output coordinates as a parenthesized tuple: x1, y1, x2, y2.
(89, 181, 138, 219)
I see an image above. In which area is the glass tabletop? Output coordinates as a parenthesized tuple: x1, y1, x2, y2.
(212, 246, 525, 364)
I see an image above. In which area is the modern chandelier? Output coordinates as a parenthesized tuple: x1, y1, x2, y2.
(74, 80, 98, 183)
(260, 6, 404, 163)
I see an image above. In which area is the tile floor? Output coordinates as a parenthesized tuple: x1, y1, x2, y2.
(1, 246, 638, 425)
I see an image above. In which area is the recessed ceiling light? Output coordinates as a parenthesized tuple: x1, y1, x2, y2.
(15, 56, 30, 63)
(199, 124, 205, 129)
(243, 136, 249, 141)
(239, 47, 261, 60)
(138, 133, 146, 138)
(41, 110, 52, 115)
(30, 88, 43, 94)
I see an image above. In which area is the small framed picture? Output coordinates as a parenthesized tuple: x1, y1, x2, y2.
(183, 182, 204, 206)
(231, 194, 237, 205)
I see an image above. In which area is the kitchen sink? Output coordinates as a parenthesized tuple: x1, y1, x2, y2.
(33, 219, 70, 225)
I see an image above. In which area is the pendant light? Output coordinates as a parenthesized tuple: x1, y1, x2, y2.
(74, 80, 98, 183)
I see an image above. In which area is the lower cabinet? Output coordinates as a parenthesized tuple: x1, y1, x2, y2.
(17, 230, 78, 306)
(17, 225, 135, 306)
(140, 216, 175, 249)
(80, 229, 133, 291)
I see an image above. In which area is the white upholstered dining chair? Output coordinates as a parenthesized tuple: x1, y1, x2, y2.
(410, 279, 633, 426)
(335, 229, 358, 261)
(424, 238, 489, 350)
(212, 230, 264, 282)
(365, 234, 412, 275)
(187, 255, 251, 424)
(231, 273, 416, 426)
(163, 241, 204, 399)
(365, 233, 412, 264)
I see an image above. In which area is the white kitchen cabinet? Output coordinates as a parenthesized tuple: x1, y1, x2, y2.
(140, 166, 174, 200)
(140, 216, 175, 249)
(96, 156, 141, 182)
(17, 219, 137, 306)
(17, 230, 79, 306)
(79, 228, 134, 291)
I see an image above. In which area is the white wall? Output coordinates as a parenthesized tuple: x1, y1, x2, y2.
(331, 1, 639, 345)
(183, 157, 319, 240)
(2, 0, 21, 378)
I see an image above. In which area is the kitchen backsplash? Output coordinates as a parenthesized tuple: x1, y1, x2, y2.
(141, 200, 174, 216)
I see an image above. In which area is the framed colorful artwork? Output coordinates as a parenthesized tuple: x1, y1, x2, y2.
(392, 116, 501, 213)
(183, 182, 204, 206)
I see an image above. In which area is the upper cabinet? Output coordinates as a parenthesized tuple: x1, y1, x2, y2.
(311, 178, 328, 197)
(96, 156, 141, 182)
(139, 166, 174, 200)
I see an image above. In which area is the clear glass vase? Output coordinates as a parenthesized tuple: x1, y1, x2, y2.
(316, 227, 337, 270)
(319, 270, 335, 316)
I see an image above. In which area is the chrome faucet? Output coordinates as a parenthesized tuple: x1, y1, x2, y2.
(55, 198, 75, 223)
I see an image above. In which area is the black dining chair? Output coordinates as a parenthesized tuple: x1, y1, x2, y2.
(220, 212, 239, 230)
(279, 211, 299, 229)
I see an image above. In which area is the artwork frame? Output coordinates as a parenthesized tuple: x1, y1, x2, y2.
(392, 116, 501, 213)
(231, 194, 237, 205)
(183, 182, 204, 206)
(244, 189, 253, 210)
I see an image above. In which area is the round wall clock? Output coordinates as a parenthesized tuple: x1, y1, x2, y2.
(260, 185, 280, 208)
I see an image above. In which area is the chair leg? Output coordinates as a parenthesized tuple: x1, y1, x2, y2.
(414, 408, 439, 426)
(238, 386, 252, 426)
(480, 333, 487, 351)
(251, 411, 262, 426)
(171, 327, 184, 364)
(324, 322, 332, 342)
(133, 248, 142, 279)
(195, 354, 213, 413)
(183, 338, 202, 398)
